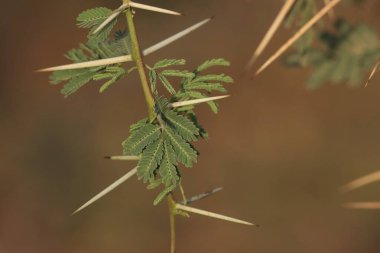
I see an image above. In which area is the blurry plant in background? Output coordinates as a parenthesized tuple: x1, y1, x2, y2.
(246, 0, 380, 88)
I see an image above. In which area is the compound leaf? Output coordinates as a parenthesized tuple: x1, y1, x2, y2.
(123, 123, 161, 155)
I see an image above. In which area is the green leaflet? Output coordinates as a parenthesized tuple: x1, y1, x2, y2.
(60, 71, 98, 97)
(163, 127, 197, 168)
(159, 141, 179, 187)
(153, 184, 176, 206)
(122, 123, 161, 155)
(93, 66, 129, 93)
(184, 82, 227, 93)
(149, 69, 158, 95)
(195, 58, 230, 73)
(158, 74, 176, 95)
(154, 59, 186, 69)
(50, 29, 133, 96)
(77, 7, 112, 28)
(129, 118, 149, 133)
(138, 138, 164, 182)
(192, 74, 233, 84)
(164, 110, 199, 142)
(161, 69, 195, 78)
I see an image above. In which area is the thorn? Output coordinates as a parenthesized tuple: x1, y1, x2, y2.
(183, 187, 223, 205)
(105, 155, 140, 161)
(340, 170, 380, 193)
(143, 17, 212, 56)
(93, 3, 128, 34)
(343, 202, 380, 210)
(256, 0, 342, 75)
(365, 59, 380, 87)
(38, 18, 211, 72)
(171, 95, 229, 108)
(38, 55, 132, 72)
(130, 2, 182, 16)
(72, 167, 137, 215)
(245, 0, 296, 72)
(175, 203, 258, 226)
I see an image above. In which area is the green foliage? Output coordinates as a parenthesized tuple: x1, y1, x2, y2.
(77, 7, 117, 43)
(48, 5, 232, 204)
(148, 58, 232, 113)
(285, 19, 380, 88)
(122, 123, 161, 155)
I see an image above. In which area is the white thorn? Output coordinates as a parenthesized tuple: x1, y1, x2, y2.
(38, 18, 212, 72)
(340, 170, 380, 193)
(245, 0, 296, 71)
(38, 55, 133, 72)
(143, 17, 212, 55)
(130, 2, 182, 16)
(171, 95, 229, 108)
(106, 155, 140, 161)
(175, 204, 257, 226)
(72, 167, 137, 215)
(93, 3, 128, 34)
(256, 0, 342, 75)
(343, 202, 380, 210)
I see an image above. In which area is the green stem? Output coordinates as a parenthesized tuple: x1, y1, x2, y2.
(123, 3, 176, 252)
(168, 194, 176, 253)
(123, 1, 155, 120)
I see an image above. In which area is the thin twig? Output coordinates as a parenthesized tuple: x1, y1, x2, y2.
(256, 0, 342, 75)
(72, 167, 138, 215)
(245, 0, 296, 71)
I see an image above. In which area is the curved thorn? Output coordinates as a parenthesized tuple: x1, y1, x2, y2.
(72, 167, 137, 215)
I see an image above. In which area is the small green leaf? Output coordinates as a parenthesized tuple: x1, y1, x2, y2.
(153, 184, 176, 206)
(154, 59, 186, 69)
(161, 70, 195, 78)
(77, 7, 112, 28)
(164, 110, 199, 142)
(123, 123, 161, 155)
(158, 74, 176, 95)
(163, 128, 197, 168)
(196, 58, 230, 73)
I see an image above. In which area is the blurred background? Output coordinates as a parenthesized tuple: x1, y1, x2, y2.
(2, 0, 380, 252)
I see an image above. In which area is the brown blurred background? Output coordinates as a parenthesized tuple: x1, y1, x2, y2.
(2, 0, 380, 252)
